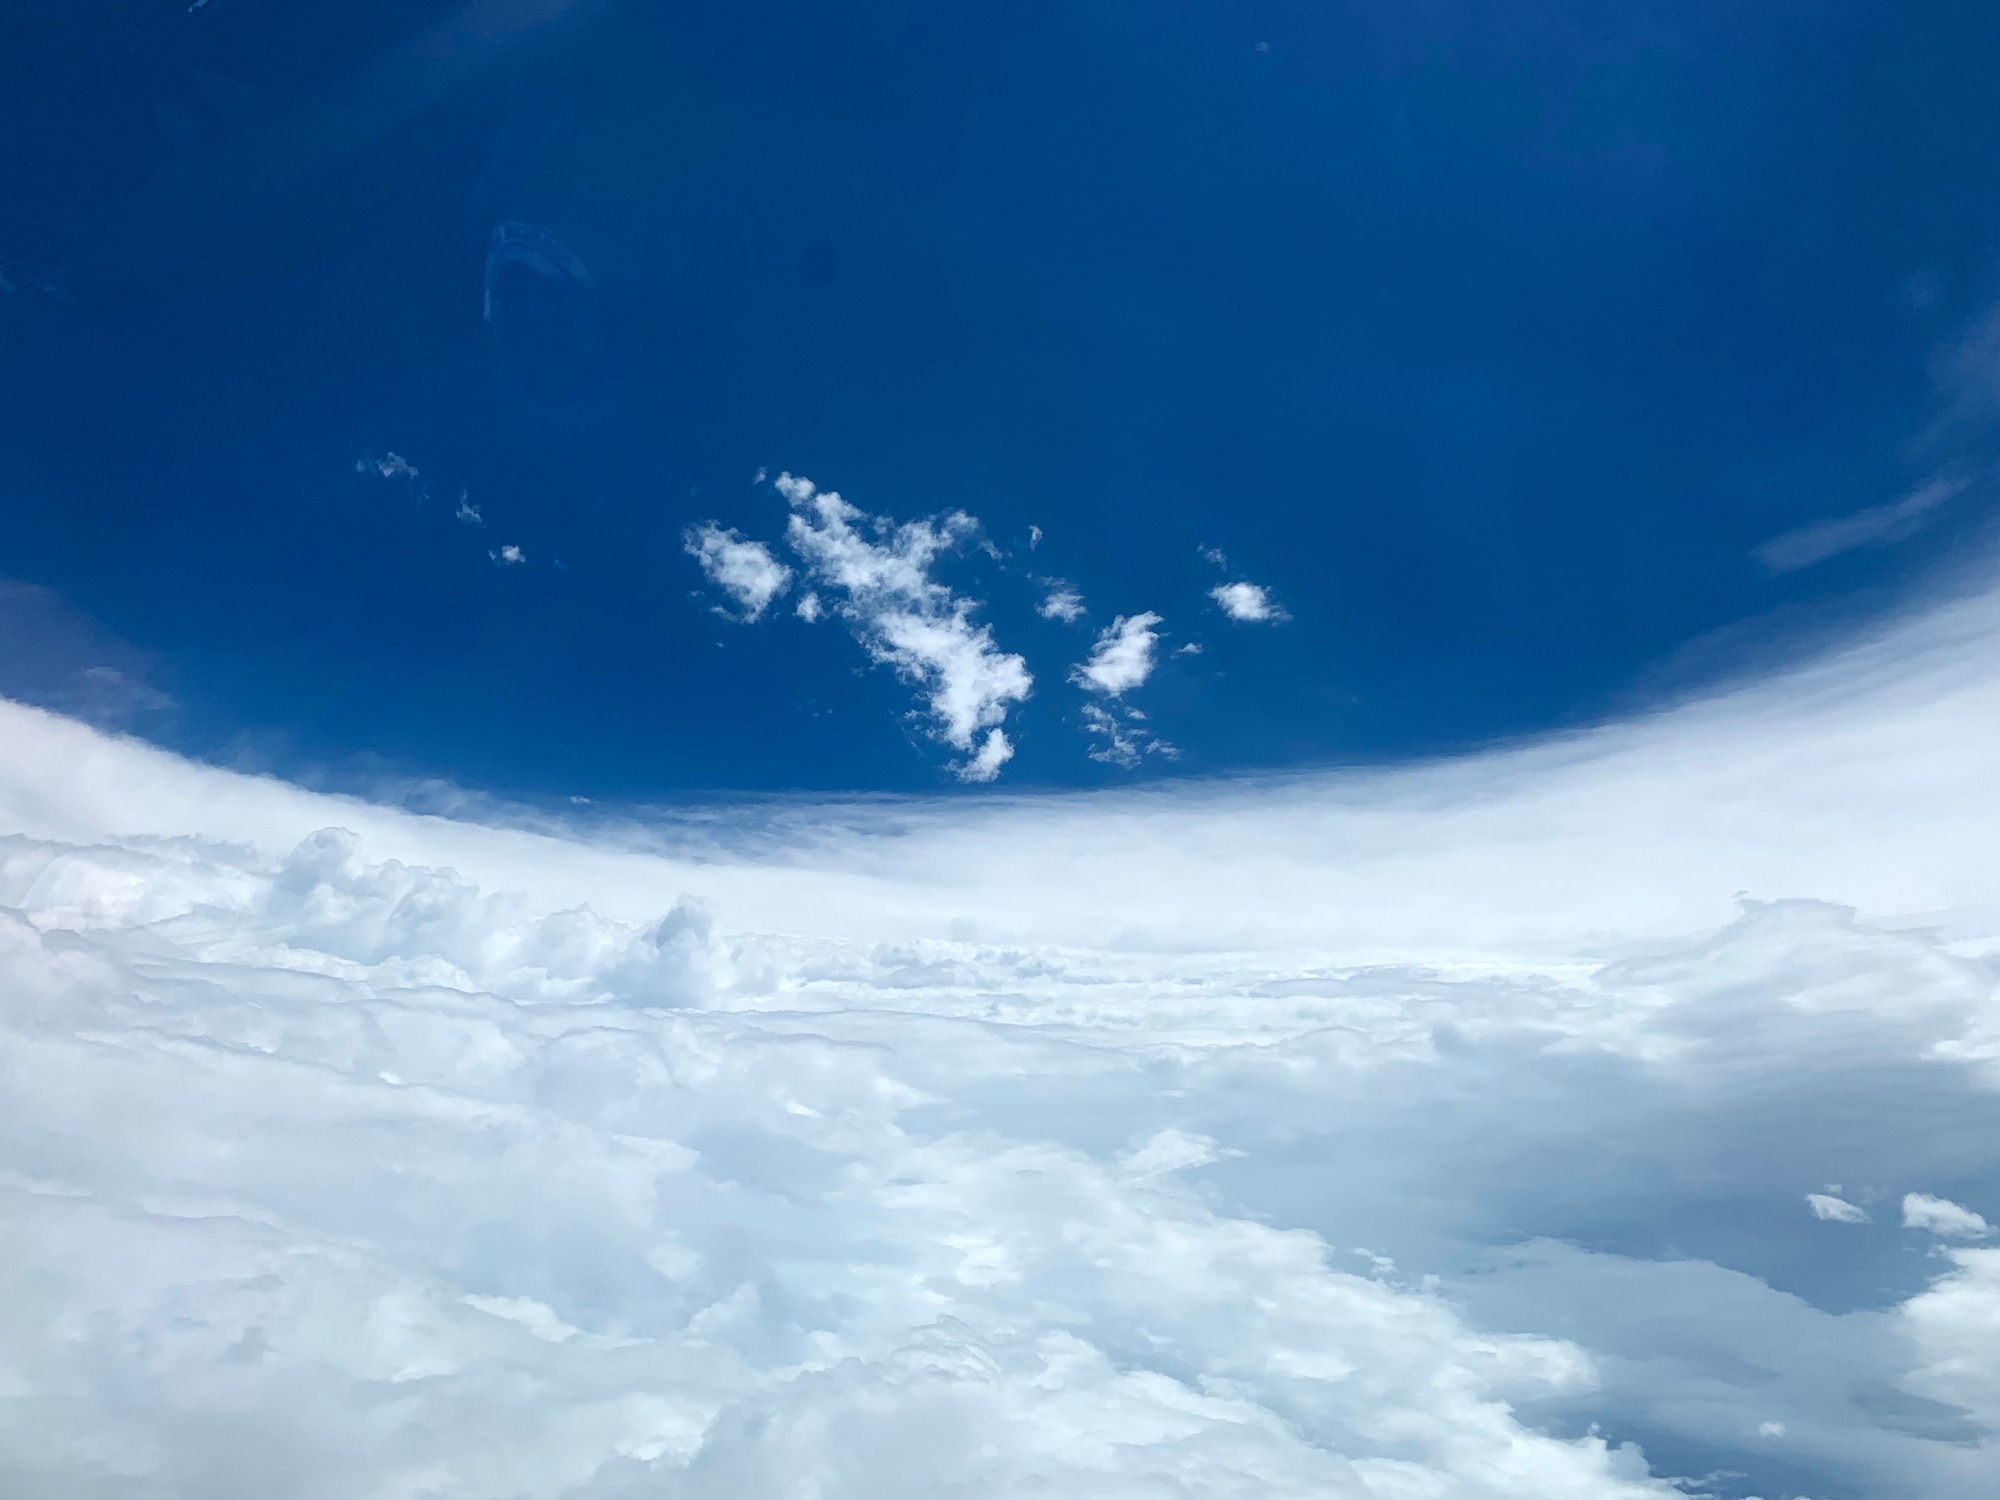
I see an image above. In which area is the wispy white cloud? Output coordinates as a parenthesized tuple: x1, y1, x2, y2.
(1036, 581, 1086, 623)
(1807, 1192, 1869, 1223)
(1081, 702, 1176, 767)
(357, 450, 419, 482)
(685, 523, 792, 622)
(455, 491, 483, 525)
(1071, 614, 1172, 767)
(777, 473, 1030, 782)
(1904, 1192, 1993, 1239)
(490, 543, 526, 566)
(1072, 611, 1163, 696)
(1211, 579, 1288, 623)
(1754, 477, 1968, 573)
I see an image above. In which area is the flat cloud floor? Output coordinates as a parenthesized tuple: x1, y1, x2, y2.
(0, 592, 1996, 1499)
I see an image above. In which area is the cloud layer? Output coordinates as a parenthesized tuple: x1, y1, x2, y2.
(0, 584, 1996, 1498)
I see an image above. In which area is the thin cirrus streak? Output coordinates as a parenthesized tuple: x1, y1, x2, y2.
(0, 581, 1994, 1497)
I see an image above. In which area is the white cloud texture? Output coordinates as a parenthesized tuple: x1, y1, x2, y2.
(1905, 1193, 1995, 1239)
(358, 450, 419, 482)
(0, 583, 1998, 1498)
(1808, 1192, 1870, 1223)
(776, 474, 1030, 781)
(1037, 582, 1086, 623)
(685, 523, 792, 622)
(491, 543, 527, 566)
(1080, 701, 1176, 768)
(1072, 611, 1163, 696)
(1211, 580, 1287, 623)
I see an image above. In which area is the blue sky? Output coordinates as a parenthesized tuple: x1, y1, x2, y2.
(3, 0, 1996, 795)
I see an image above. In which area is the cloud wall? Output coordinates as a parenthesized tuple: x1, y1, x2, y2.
(0, 584, 1996, 1497)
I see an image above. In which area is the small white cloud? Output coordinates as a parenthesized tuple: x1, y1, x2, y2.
(490, 544, 526, 566)
(1753, 477, 1967, 573)
(1807, 1192, 1869, 1224)
(1903, 1192, 1993, 1239)
(454, 492, 483, 526)
(1757, 1421, 1786, 1437)
(358, 451, 418, 482)
(1174, 642, 1203, 656)
(796, 592, 823, 623)
(959, 728, 1015, 783)
(1028, 525, 1043, 549)
(1210, 581, 1287, 624)
(685, 523, 792, 623)
(1081, 703, 1176, 769)
(1037, 584, 1086, 624)
(778, 473, 1031, 781)
(1200, 545, 1228, 568)
(1072, 612, 1163, 697)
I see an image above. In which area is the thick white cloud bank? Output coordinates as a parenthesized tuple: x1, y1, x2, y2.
(1, 585, 1998, 1498)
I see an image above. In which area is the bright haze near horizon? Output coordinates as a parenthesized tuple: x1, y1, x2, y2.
(2, 3, 1999, 1499)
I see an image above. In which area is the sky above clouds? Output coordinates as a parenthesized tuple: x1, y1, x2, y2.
(2, 0, 1998, 793)
(2, 4, 2000, 1498)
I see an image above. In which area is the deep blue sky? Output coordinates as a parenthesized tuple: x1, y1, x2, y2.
(3, 0, 1997, 796)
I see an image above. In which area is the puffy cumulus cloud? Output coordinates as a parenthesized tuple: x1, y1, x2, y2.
(1, 583, 1999, 1499)
(1073, 611, 1163, 696)
(1901, 1250, 2000, 1429)
(1905, 1193, 1994, 1239)
(1211, 580, 1288, 623)
(684, 523, 792, 622)
(491, 543, 528, 566)
(777, 473, 1030, 782)
(0, 823, 1684, 1500)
